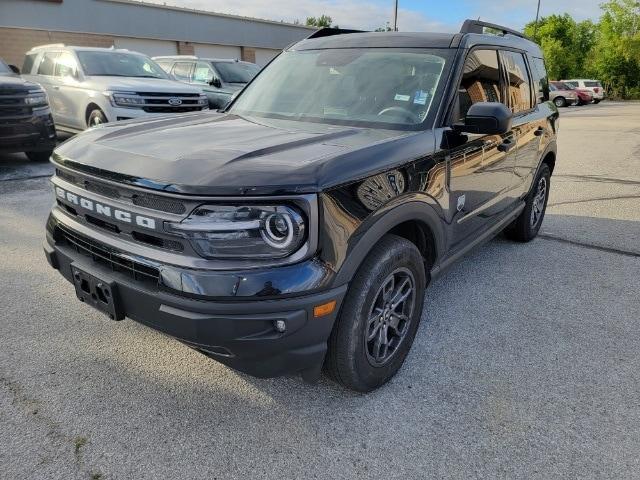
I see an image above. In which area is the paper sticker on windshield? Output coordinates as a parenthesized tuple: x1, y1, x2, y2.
(394, 94, 410, 102)
(414, 90, 428, 105)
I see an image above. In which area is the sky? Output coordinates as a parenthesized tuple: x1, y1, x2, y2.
(142, 0, 605, 32)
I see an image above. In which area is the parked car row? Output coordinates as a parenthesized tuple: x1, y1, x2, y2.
(1, 45, 261, 161)
(549, 79, 605, 108)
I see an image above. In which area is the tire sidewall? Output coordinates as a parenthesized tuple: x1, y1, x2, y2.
(524, 164, 551, 238)
(336, 237, 426, 391)
(87, 109, 107, 128)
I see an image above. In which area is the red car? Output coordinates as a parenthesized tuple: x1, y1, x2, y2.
(551, 81, 592, 106)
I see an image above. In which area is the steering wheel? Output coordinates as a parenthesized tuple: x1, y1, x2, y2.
(377, 106, 419, 123)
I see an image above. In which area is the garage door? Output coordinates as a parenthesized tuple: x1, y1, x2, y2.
(193, 44, 241, 60)
(254, 48, 281, 66)
(113, 38, 178, 57)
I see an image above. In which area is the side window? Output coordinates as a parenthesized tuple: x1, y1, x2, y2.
(453, 49, 501, 123)
(22, 53, 37, 74)
(565, 81, 578, 88)
(501, 51, 533, 113)
(192, 61, 215, 84)
(529, 57, 549, 104)
(54, 52, 78, 78)
(155, 60, 171, 73)
(38, 52, 59, 76)
(171, 62, 193, 81)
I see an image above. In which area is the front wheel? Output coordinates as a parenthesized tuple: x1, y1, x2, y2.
(87, 108, 107, 128)
(325, 235, 427, 392)
(504, 164, 551, 242)
(25, 150, 53, 162)
(554, 97, 567, 108)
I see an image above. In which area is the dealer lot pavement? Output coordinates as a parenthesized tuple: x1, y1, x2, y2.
(1, 102, 639, 479)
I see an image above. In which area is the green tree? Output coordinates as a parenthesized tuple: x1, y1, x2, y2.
(306, 15, 333, 28)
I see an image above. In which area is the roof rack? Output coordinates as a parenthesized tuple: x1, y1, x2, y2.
(306, 27, 366, 39)
(460, 19, 529, 40)
(153, 55, 198, 59)
(29, 43, 65, 50)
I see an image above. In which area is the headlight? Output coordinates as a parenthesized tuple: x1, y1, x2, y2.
(25, 91, 48, 107)
(166, 204, 306, 259)
(107, 91, 146, 108)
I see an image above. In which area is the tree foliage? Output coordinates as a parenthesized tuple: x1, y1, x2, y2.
(524, 0, 640, 98)
(306, 15, 333, 28)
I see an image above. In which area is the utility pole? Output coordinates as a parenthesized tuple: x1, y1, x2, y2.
(533, 0, 542, 40)
(393, 0, 398, 31)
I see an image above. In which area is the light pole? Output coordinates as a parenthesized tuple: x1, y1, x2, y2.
(533, 0, 542, 40)
(393, 0, 398, 31)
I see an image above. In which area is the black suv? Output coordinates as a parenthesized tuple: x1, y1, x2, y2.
(44, 21, 557, 392)
(0, 58, 56, 161)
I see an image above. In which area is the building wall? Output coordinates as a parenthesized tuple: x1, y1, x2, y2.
(254, 48, 281, 67)
(113, 37, 178, 57)
(193, 44, 242, 61)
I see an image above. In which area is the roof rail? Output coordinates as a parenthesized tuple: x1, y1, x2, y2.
(153, 55, 198, 60)
(460, 19, 529, 40)
(29, 43, 65, 50)
(306, 27, 366, 39)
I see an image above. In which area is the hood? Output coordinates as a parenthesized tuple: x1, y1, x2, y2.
(84, 76, 203, 94)
(0, 73, 42, 92)
(54, 112, 429, 196)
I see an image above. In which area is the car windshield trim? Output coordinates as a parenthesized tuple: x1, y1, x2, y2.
(230, 48, 451, 130)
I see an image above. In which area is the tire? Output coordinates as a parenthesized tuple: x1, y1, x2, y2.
(504, 164, 551, 242)
(593, 99, 601, 104)
(554, 97, 566, 108)
(87, 108, 107, 128)
(325, 234, 427, 392)
(25, 150, 53, 162)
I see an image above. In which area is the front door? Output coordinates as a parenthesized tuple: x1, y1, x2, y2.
(445, 49, 517, 249)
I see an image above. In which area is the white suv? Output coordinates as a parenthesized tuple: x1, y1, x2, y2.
(562, 79, 605, 103)
(22, 45, 208, 132)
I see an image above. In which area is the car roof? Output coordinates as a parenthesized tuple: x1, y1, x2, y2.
(27, 45, 144, 54)
(290, 30, 542, 57)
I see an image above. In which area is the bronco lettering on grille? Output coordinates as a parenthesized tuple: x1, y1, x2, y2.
(55, 186, 157, 230)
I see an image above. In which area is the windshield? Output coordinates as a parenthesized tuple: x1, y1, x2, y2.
(230, 49, 448, 128)
(77, 51, 168, 78)
(0, 60, 10, 74)
(213, 62, 260, 83)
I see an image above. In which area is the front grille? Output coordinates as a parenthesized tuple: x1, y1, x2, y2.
(56, 169, 187, 215)
(0, 92, 31, 118)
(57, 225, 160, 285)
(135, 91, 204, 113)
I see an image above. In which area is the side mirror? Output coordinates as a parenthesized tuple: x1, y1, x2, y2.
(8, 64, 20, 74)
(455, 102, 512, 135)
(210, 77, 222, 88)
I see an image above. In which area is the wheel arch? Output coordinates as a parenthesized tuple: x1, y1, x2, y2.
(332, 200, 446, 286)
(85, 102, 106, 125)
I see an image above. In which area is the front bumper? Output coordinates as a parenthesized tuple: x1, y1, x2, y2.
(0, 108, 56, 153)
(44, 225, 347, 380)
(105, 105, 208, 122)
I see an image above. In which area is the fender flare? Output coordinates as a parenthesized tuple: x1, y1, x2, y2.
(332, 198, 447, 286)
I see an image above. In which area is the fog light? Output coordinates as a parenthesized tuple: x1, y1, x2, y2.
(274, 319, 286, 333)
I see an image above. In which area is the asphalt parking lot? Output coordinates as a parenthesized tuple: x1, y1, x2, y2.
(1, 102, 639, 479)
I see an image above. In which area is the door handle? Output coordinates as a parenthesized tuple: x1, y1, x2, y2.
(497, 138, 515, 152)
(534, 127, 545, 137)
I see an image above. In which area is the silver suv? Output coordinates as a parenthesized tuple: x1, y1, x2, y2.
(22, 45, 208, 132)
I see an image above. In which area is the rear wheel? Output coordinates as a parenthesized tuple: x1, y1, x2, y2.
(25, 150, 53, 162)
(87, 108, 107, 128)
(325, 234, 427, 392)
(554, 97, 567, 108)
(593, 99, 601, 104)
(505, 164, 551, 242)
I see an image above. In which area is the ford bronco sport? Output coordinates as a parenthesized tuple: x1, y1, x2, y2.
(44, 21, 558, 392)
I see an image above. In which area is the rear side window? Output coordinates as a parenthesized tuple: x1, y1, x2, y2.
(529, 57, 549, 104)
(584, 81, 601, 88)
(155, 60, 171, 72)
(22, 53, 37, 74)
(38, 52, 59, 76)
(564, 81, 578, 88)
(501, 51, 532, 113)
(453, 49, 501, 123)
(171, 62, 193, 81)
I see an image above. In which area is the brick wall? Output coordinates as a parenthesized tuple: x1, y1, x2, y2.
(241, 47, 256, 63)
(0, 27, 115, 68)
(177, 41, 194, 55)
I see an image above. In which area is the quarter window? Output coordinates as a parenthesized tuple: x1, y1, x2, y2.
(38, 52, 59, 76)
(192, 61, 215, 84)
(22, 53, 37, 74)
(501, 51, 533, 113)
(529, 57, 549, 104)
(453, 49, 501, 122)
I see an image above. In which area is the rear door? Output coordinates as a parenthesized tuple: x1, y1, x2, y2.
(446, 48, 518, 248)
(500, 50, 543, 194)
(34, 52, 62, 123)
(53, 51, 82, 129)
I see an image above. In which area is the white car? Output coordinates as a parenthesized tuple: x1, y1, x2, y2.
(22, 45, 208, 132)
(562, 79, 605, 103)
